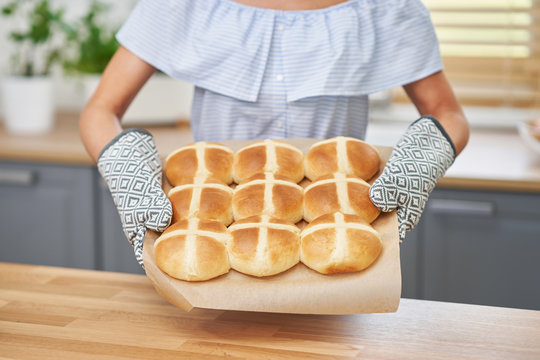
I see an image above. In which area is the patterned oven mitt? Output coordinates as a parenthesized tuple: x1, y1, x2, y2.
(369, 116, 456, 241)
(97, 129, 172, 268)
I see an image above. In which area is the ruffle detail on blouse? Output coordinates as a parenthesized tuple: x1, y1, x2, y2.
(117, 0, 442, 102)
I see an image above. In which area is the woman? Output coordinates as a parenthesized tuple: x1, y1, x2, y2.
(80, 0, 469, 266)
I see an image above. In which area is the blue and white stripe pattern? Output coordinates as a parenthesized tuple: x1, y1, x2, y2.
(117, 0, 442, 141)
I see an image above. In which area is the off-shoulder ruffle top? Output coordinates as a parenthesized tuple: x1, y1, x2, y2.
(117, 0, 442, 141)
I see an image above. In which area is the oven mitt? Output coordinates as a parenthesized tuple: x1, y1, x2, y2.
(97, 128, 172, 268)
(369, 116, 456, 241)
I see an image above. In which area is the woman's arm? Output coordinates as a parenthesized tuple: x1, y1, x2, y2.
(79, 46, 157, 162)
(370, 71, 470, 239)
(403, 70, 469, 155)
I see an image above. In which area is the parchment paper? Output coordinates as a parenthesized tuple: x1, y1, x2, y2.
(143, 138, 401, 314)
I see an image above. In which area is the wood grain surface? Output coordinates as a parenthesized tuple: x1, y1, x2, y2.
(1, 262, 539, 360)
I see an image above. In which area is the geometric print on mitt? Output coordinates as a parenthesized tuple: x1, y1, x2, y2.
(369, 116, 456, 241)
(97, 128, 172, 268)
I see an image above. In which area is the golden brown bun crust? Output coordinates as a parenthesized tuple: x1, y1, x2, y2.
(233, 140, 304, 183)
(168, 178, 233, 226)
(162, 218, 227, 235)
(165, 142, 233, 186)
(304, 137, 380, 181)
(158, 139, 386, 280)
(233, 146, 266, 184)
(300, 212, 382, 274)
(232, 173, 303, 223)
(346, 140, 380, 180)
(227, 215, 300, 277)
(303, 173, 380, 223)
(304, 142, 338, 178)
(155, 219, 230, 281)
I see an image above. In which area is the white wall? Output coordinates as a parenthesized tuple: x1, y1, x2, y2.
(0, 0, 136, 111)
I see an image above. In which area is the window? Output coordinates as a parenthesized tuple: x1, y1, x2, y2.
(394, 0, 540, 108)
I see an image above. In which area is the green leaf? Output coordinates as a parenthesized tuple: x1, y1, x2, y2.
(2, 0, 71, 75)
(1, 1, 18, 16)
(62, 0, 120, 75)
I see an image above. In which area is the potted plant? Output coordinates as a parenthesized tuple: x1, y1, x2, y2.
(1, 0, 68, 134)
(64, 0, 193, 125)
(62, 0, 119, 92)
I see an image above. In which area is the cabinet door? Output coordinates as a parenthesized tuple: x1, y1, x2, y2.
(97, 173, 144, 274)
(400, 225, 421, 299)
(0, 162, 96, 269)
(421, 189, 540, 310)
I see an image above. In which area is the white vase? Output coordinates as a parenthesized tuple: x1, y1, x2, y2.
(1, 76, 55, 135)
(83, 73, 193, 125)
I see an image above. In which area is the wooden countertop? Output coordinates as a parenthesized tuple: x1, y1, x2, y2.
(1, 262, 539, 360)
(0, 114, 194, 166)
(1, 113, 540, 192)
(439, 128, 540, 192)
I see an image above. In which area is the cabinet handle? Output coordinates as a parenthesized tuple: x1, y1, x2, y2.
(0, 169, 36, 186)
(427, 199, 496, 217)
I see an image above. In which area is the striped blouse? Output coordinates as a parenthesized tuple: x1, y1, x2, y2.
(116, 0, 442, 142)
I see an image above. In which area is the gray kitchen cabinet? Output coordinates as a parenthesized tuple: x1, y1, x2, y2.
(96, 173, 145, 274)
(400, 225, 421, 299)
(418, 188, 540, 310)
(0, 161, 96, 269)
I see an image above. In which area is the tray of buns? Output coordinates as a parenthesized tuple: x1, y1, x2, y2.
(143, 138, 401, 314)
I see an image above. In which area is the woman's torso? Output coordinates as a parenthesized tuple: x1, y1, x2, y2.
(116, 0, 443, 142)
(190, 0, 370, 142)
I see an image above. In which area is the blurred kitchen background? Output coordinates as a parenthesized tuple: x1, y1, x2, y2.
(1, 0, 539, 311)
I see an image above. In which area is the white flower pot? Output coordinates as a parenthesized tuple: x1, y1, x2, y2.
(83, 74, 193, 125)
(1, 76, 55, 135)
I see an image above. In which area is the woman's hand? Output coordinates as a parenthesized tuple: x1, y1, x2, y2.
(80, 46, 170, 267)
(369, 71, 469, 240)
(369, 116, 456, 240)
(97, 129, 172, 268)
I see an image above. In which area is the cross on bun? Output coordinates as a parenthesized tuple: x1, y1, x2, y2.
(168, 176, 234, 226)
(233, 172, 303, 223)
(166, 142, 234, 186)
(154, 218, 230, 281)
(300, 212, 382, 274)
(304, 136, 380, 181)
(227, 215, 300, 277)
(303, 173, 380, 223)
(233, 139, 304, 183)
